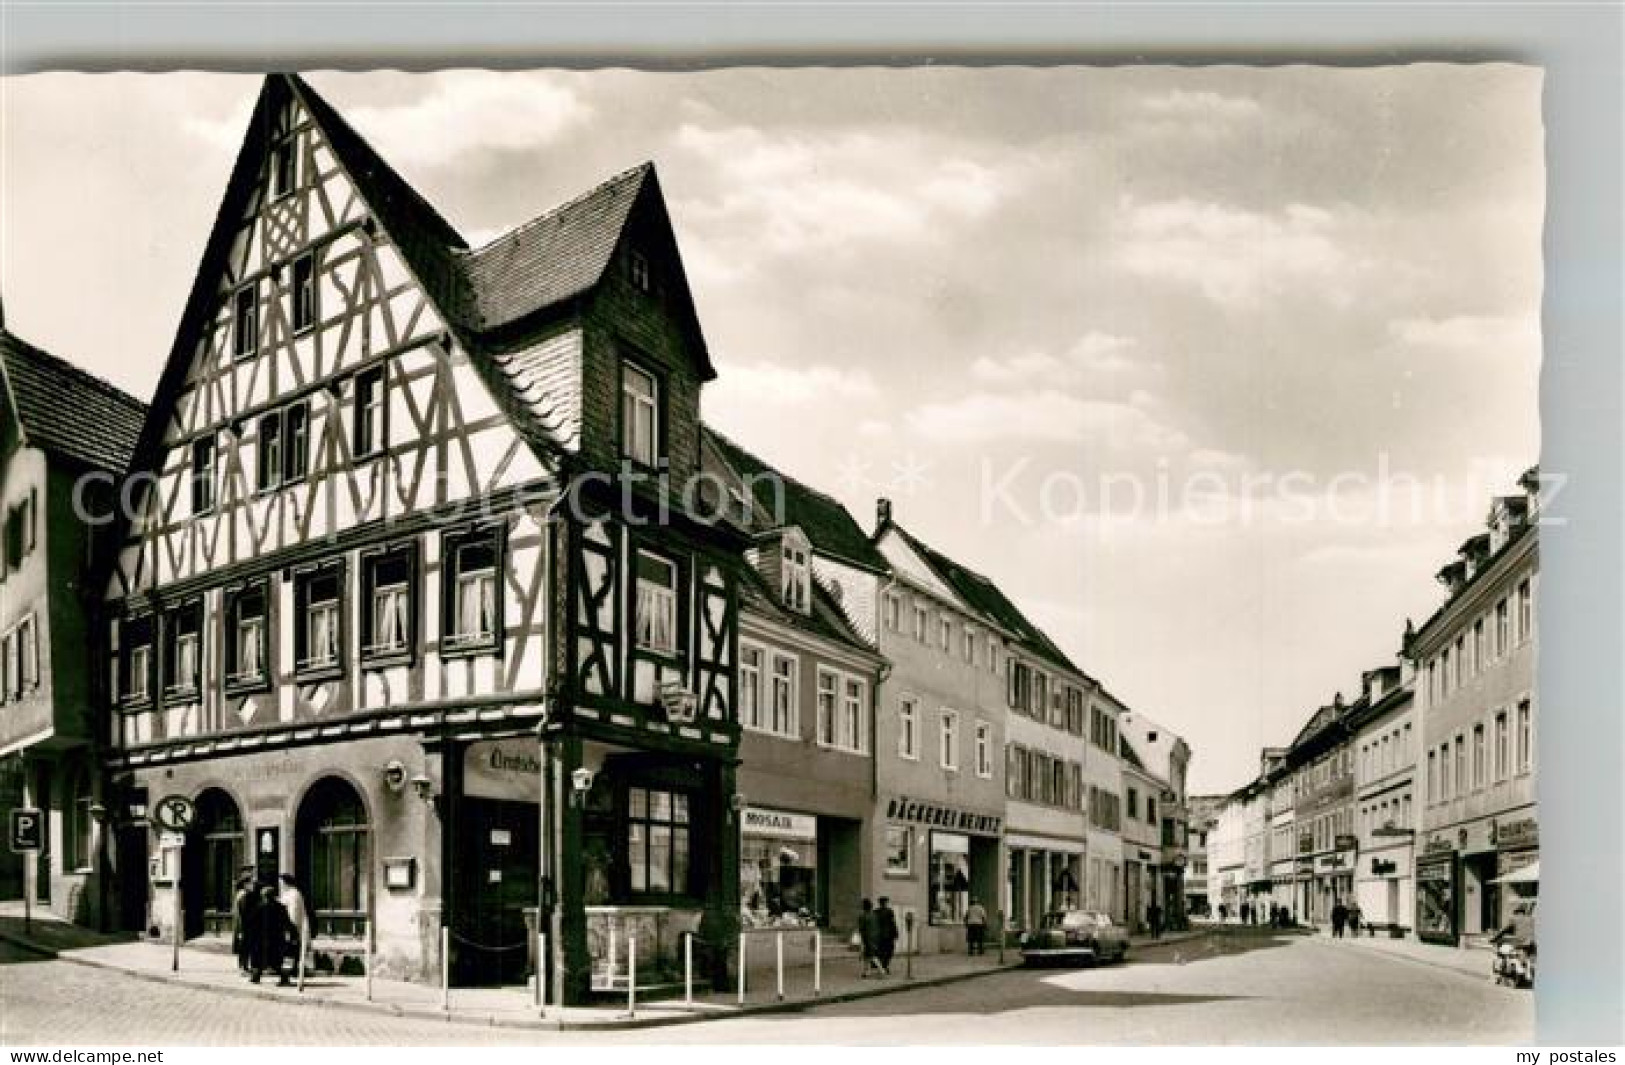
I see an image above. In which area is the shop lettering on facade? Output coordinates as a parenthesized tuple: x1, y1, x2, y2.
(884, 796, 1002, 837)
(464, 740, 542, 802)
(1492, 817, 1539, 851)
(742, 807, 817, 841)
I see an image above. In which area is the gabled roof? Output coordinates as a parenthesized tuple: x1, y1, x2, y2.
(703, 427, 887, 573)
(1119, 736, 1147, 771)
(0, 330, 145, 473)
(882, 520, 1080, 675)
(738, 562, 877, 661)
(126, 73, 715, 522)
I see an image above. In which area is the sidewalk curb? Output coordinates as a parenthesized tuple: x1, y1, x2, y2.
(1, 928, 1214, 1032)
(1330, 935, 1498, 985)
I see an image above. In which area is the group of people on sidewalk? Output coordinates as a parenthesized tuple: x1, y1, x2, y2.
(855, 897, 899, 977)
(231, 871, 308, 987)
(1329, 901, 1364, 938)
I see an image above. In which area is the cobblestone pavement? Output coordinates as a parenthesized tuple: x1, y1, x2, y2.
(1, 928, 1532, 1046)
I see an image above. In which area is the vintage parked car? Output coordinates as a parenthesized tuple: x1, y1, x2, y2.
(1020, 909, 1130, 966)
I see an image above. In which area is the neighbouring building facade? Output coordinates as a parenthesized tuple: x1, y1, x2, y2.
(867, 511, 1009, 952)
(1120, 710, 1191, 927)
(1119, 738, 1164, 933)
(702, 430, 884, 936)
(1351, 661, 1417, 934)
(1184, 794, 1223, 917)
(0, 327, 145, 928)
(1288, 700, 1357, 925)
(1411, 471, 1539, 945)
(100, 74, 749, 1004)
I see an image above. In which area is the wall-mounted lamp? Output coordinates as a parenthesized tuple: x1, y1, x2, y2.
(569, 767, 595, 807)
(382, 760, 408, 794)
(411, 773, 436, 806)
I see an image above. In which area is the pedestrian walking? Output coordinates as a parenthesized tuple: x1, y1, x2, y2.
(252, 883, 295, 986)
(857, 898, 882, 977)
(1330, 901, 1348, 939)
(874, 897, 900, 977)
(232, 873, 259, 974)
(1347, 903, 1362, 937)
(278, 874, 309, 975)
(964, 898, 988, 955)
(1147, 902, 1162, 940)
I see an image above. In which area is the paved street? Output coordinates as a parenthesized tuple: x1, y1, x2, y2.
(0, 928, 1531, 1045)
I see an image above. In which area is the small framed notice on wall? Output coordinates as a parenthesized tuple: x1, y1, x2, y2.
(383, 856, 416, 890)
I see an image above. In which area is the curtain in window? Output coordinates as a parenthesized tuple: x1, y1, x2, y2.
(635, 572, 674, 651)
(456, 572, 495, 641)
(238, 616, 264, 678)
(308, 602, 338, 665)
(374, 586, 409, 651)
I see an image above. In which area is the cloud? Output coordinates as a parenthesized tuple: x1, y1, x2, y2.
(342, 73, 589, 169)
(672, 121, 1019, 260)
(970, 331, 1147, 385)
(709, 361, 879, 407)
(906, 389, 1190, 451)
(1387, 314, 1540, 354)
(1114, 196, 1356, 306)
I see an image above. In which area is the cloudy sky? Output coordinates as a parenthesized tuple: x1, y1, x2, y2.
(0, 66, 1543, 792)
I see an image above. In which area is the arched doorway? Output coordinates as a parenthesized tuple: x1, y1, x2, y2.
(183, 788, 243, 938)
(295, 777, 369, 938)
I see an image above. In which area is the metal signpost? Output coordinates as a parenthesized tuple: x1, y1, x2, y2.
(9, 808, 43, 935)
(152, 795, 196, 973)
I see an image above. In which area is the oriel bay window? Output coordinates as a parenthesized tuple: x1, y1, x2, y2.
(224, 581, 270, 692)
(164, 600, 203, 699)
(442, 527, 503, 655)
(627, 786, 691, 897)
(361, 544, 417, 666)
(294, 562, 345, 678)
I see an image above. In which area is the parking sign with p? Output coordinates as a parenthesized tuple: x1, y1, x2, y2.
(10, 808, 43, 853)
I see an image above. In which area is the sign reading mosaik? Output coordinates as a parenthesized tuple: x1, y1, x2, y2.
(884, 796, 1003, 837)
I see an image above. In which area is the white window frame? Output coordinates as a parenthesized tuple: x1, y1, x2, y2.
(621, 361, 660, 467)
(884, 594, 901, 632)
(1516, 698, 1532, 774)
(939, 708, 960, 771)
(912, 604, 927, 643)
(839, 675, 867, 753)
(938, 616, 951, 652)
(781, 537, 810, 614)
(898, 696, 919, 760)
(633, 549, 678, 655)
(739, 642, 765, 732)
(769, 652, 798, 738)
(974, 720, 992, 778)
(816, 668, 838, 747)
(962, 627, 976, 664)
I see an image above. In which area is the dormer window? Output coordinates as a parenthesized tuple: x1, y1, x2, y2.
(780, 536, 810, 614)
(620, 360, 661, 467)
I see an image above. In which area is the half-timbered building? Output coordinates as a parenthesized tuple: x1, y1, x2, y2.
(101, 73, 744, 1003)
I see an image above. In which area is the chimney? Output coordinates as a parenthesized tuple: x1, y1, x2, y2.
(876, 497, 893, 529)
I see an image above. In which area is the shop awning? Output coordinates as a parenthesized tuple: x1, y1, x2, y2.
(1492, 861, 1539, 885)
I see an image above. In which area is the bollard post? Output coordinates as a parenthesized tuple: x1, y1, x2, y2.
(813, 931, 822, 996)
(737, 934, 747, 1004)
(626, 935, 637, 1019)
(365, 920, 374, 1002)
(684, 932, 694, 1005)
(441, 926, 450, 1011)
(775, 931, 784, 1001)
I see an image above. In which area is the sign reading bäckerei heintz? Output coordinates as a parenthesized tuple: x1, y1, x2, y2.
(464, 740, 542, 802)
(884, 796, 1002, 837)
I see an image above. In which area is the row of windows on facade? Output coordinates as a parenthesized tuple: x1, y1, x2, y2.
(1358, 722, 1414, 784)
(1005, 742, 1085, 812)
(0, 489, 38, 579)
(117, 529, 502, 703)
(1123, 784, 1161, 829)
(1423, 699, 1533, 807)
(186, 365, 387, 513)
(1359, 789, 1415, 838)
(1424, 576, 1534, 708)
(0, 614, 40, 703)
(897, 697, 994, 777)
(1296, 806, 1356, 855)
(736, 642, 868, 753)
(230, 247, 320, 361)
(880, 589, 1119, 754)
(1291, 746, 1354, 799)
